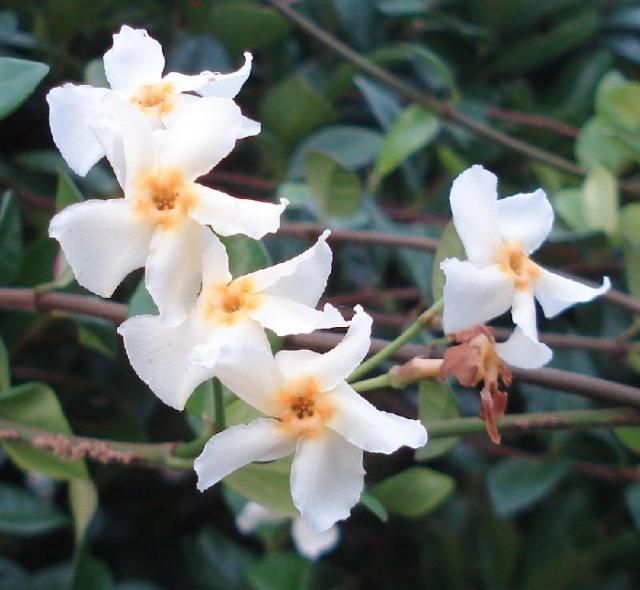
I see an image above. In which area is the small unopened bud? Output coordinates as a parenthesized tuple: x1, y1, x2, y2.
(389, 358, 444, 388)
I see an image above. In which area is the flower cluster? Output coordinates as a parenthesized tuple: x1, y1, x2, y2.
(47, 26, 427, 534)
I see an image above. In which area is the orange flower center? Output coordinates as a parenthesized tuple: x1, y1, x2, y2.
(129, 82, 176, 116)
(498, 243, 541, 290)
(276, 377, 334, 436)
(201, 278, 261, 325)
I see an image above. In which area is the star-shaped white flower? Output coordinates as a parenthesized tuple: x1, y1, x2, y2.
(236, 501, 340, 561)
(194, 307, 428, 532)
(495, 327, 552, 369)
(49, 98, 286, 323)
(48, 25, 259, 176)
(118, 231, 345, 410)
(441, 165, 610, 341)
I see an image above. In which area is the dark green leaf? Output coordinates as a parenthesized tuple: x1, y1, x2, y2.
(575, 117, 636, 174)
(71, 545, 112, 590)
(248, 553, 310, 590)
(55, 169, 83, 212)
(128, 280, 157, 317)
(76, 317, 117, 358)
(416, 379, 460, 460)
(0, 57, 48, 120)
(360, 492, 389, 522)
(0, 557, 27, 590)
(68, 478, 98, 545)
(220, 234, 271, 277)
(0, 334, 8, 391)
(431, 222, 465, 301)
(614, 426, 640, 453)
(0, 191, 24, 286)
(0, 482, 68, 535)
(625, 484, 640, 530)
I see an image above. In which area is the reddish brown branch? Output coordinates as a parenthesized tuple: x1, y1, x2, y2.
(486, 107, 579, 138)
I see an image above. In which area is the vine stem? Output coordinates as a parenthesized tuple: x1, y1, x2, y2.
(351, 374, 392, 392)
(348, 298, 444, 382)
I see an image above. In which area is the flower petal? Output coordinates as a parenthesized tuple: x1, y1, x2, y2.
(195, 419, 295, 491)
(46, 84, 109, 176)
(145, 221, 215, 325)
(534, 270, 611, 318)
(195, 52, 253, 99)
(249, 298, 346, 336)
(238, 116, 261, 139)
(48, 199, 153, 297)
(497, 189, 553, 254)
(291, 518, 339, 560)
(190, 185, 287, 239)
(90, 115, 126, 188)
(246, 230, 332, 307)
(511, 289, 538, 341)
(495, 327, 552, 369)
(291, 430, 364, 532)
(441, 259, 514, 333)
(449, 165, 502, 264)
(103, 25, 164, 92)
(157, 97, 243, 180)
(162, 71, 218, 93)
(201, 229, 232, 288)
(236, 502, 285, 534)
(296, 306, 372, 391)
(117, 314, 212, 410)
(326, 383, 427, 453)
(275, 350, 323, 380)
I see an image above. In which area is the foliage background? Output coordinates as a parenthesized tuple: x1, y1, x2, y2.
(1, 0, 640, 588)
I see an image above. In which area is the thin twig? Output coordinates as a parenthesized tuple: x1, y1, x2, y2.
(486, 107, 579, 138)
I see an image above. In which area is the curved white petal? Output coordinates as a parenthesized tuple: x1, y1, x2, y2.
(326, 383, 427, 453)
(236, 502, 285, 534)
(441, 259, 514, 333)
(449, 165, 502, 264)
(47, 84, 109, 176)
(291, 518, 339, 560)
(275, 350, 323, 380)
(145, 221, 214, 325)
(201, 230, 232, 288)
(203, 342, 283, 416)
(162, 71, 218, 93)
(103, 25, 165, 92)
(246, 230, 332, 307)
(249, 298, 346, 336)
(157, 97, 243, 180)
(497, 189, 553, 254)
(195, 419, 296, 491)
(238, 116, 261, 139)
(48, 199, 153, 297)
(90, 115, 126, 188)
(511, 289, 538, 341)
(534, 270, 611, 318)
(195, 52, 253, 99)
(299, 306, 372, 391)
(495, 327, 552, 369)
(291, 430, 364, 532)
(118, 314, 212, 410)
(190, 185, 286, 239)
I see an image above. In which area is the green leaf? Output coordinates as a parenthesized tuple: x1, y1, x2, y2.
(55, 170, 83, 212)
(261, 75, 336, 148)
(487, 458, 570, 517)
(0, 57, 48, 120)
(71, 545, 112, 590)
(76, 317, 117, 358)
(225, 459, 297, 517)
(371, 466, 455, 517)
(304, 151, 362, 219)
(0, 191, 24, 286)
(186, 380, 216, 430)
(376, 0, 433, 16)
(431, 222, 465, 301)
(0, 382, 89, 480)
(68, 479, 98, 545)
(128, 280, 158, 317)
(596, 71, 640, 132)
(416, 379, 460, 460)
(360, 492, 389, 522)
(0, 482, 68, 536)
(581, 166, 619, 235)
(625, 483, 640, 530)
(0, 558, 28, 590)
(0, 334, 9, 391)
(619, 203, 640, 245)
(248, 553, 310, 590)
(220, 234, 271, 278)
(575, 117, 635, 174)
(553, 188, 587, 232)
(614, 426, 640, 453)
(372, 105, 439, 183)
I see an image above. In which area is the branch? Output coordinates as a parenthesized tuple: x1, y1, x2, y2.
(266, 0, 640, 197)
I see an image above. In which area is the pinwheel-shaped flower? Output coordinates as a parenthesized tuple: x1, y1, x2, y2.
(237, 501, 339, 561)
(441, 165, 610, 341)
(118, 232, 345, 410)
(194, 307, 428, 531)
(49, 99, 286, 323)
(48, 25, 258, 176)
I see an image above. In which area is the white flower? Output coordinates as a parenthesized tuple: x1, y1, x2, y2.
(441, 165, 610, 340)
(495, 327, 552, 369)
(48, 25, 259, 176)
(194, 307, 428, 532)
(236, 501, 339, 560)
(118, 231, 345, 410)
(49, 99, 286, 323)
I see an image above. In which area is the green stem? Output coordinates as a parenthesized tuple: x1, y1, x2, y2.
(213, 378, 225, 433)
(348, 298, 443, 382)
(352, 374, 393, 392)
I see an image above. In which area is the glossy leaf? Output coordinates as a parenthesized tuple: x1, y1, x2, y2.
(581, 166, 619, 235)
(0, 334, 8, 391)
(0, 191, 24, 286)
(431, 222, 465, 301)
(0, 482, 68, 536)
(248, 553, 310, 590)
(220, 234, 271, 277)
(416, 379, 460, 460)
(0, 57, 48, 120)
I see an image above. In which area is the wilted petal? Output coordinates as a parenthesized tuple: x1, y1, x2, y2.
(47, 84, 109, 176)
(511, 289, 538, 341)
(145, 221, 215, 325)
(291, 518, 339, 560)
(497, 189, 553, 254)
(236, 502, 285, 534)
(49, 199, 153, 297)
(103, 25, 165, 92)
(190, 185, 286, 239)
(291, 430, 364, 532)
(495, 327, 552, 369)
(195, 419, 296, 491)
(246, 231, 332, 307)
(249, 298, 346, 336)
(441, 259, 513, 334)
(449, 165, 502, 264)
(117, 314, 212, 410)
(534, 270, 611, 318)
(196, 52, 253, 99)
(326, 383, 427, 454)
